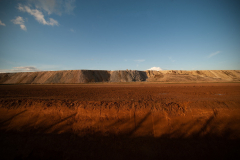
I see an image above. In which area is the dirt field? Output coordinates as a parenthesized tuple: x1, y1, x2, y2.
(0, 83, 240, 159)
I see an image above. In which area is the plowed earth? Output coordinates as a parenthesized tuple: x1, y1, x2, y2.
(0, 83, 240, 160)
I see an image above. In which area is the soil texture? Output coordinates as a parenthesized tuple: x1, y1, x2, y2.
(0, 83, 240, 159)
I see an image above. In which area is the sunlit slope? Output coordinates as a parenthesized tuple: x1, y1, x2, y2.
(0, 70, 240, 84)
(146, 70, 240, 82)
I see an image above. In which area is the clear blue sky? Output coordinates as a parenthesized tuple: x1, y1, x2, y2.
(0, 0, 239, 72)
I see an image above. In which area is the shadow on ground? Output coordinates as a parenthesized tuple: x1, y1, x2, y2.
(0, 110, 240, 160)
(0, 130, 239, 160)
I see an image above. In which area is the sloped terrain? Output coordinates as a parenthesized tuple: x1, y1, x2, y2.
(0, 70, 240, 84)
(109, 70, 147, 82)
(0, 70, 110, 84)
(146, 70, 240, 82)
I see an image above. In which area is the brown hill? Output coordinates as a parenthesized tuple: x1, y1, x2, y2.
(146, 70, 240, 82)
(0, 70, 239, 84)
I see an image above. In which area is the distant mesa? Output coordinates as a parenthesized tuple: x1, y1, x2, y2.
(0, 70, 240, 84)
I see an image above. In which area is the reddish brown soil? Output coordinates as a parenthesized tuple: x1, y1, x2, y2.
(0, 83, 240, 160)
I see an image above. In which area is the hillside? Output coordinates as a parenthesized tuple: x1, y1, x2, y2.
(0, 70, 240, 84)
(146, 70, 240, 82)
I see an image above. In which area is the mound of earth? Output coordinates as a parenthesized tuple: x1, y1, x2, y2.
(146, 70, 240, 82)
(0, 70, 240, 84)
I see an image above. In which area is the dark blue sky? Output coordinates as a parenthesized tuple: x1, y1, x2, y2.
(0, 0, 240, 72)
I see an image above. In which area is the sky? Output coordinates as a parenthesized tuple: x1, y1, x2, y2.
(0, 0, 240, 72)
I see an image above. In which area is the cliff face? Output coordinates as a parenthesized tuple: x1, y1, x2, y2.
(0, 70, 240, 84)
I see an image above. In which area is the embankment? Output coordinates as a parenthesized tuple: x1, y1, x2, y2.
(0, 70, 240, 84)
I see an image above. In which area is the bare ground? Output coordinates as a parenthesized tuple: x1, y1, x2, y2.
(0, 83, 240, 159)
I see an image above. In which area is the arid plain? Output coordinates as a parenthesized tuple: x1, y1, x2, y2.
(0, 70, 240, 159)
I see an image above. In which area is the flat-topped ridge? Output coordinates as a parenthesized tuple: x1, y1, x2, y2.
(0, 70, 239, 84)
